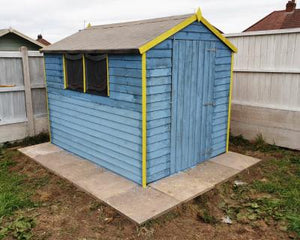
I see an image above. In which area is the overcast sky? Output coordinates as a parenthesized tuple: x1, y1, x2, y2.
(0, 0, 288, 43)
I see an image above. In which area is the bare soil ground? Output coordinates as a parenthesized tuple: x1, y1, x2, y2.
(0, 135, 299, 240)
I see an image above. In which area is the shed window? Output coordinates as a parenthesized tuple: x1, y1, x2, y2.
(64, 53, 83, 92)
(85, 54, 108, 96)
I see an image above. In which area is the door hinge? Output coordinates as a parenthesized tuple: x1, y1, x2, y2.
(207, 48, 217, 52)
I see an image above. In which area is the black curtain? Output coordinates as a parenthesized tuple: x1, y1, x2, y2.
(65, 53, 83, 91)
(85, 54, 107, 96)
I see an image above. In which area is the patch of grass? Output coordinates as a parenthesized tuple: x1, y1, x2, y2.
(226, 137, 300, 236)
(251, 156, 300, 234)
(0, 150, 34, 217)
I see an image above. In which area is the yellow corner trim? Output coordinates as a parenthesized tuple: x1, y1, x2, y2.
(200, 17, 237, 53)
(226, 53, 234, 152)
(139, 14, 197, 54)
(62, 55, 67, 89)
(142, 53, 147, 188)
(196, 8, 202, 22)
(43, 57, 52, 143)
(106, 54, 110, 96)
(82, 54, 87, 93)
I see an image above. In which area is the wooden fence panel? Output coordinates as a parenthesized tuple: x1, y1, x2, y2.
(0, 48, 48, 143)
(226, 28, 300, 150)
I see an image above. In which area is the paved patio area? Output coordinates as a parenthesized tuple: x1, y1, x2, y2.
(19, 142, 261, 225)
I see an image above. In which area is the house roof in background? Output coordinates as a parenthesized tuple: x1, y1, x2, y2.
(36, 34, 51, 46)
(0, 28, 45, 47)
(41, 11, 237, 54)
(244, 1, 300, 32)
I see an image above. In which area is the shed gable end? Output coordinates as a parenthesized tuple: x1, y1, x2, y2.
(146, 21, 232, 183)
(173, 21, 231, 51)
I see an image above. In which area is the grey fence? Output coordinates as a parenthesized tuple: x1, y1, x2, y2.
(226, 28, 300, 150)
(0, 47, 48, 143)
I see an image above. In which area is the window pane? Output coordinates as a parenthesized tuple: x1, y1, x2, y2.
(65, 53, 83, 92)
(85, 54, 107, 96)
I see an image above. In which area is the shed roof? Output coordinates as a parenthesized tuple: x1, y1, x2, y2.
(0, 28, 45, 48)
(41, 10, 237, 54)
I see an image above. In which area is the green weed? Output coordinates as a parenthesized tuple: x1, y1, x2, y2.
(197, 209, 218, 224)
(0, 216, 36, 240)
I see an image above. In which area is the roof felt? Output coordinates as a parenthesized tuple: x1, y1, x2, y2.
(244, 9, 300, 32)
(41, 14, 195, 53)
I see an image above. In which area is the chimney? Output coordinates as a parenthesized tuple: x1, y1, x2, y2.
(37, 34, 43, 39)
(286, 0, 296, 12)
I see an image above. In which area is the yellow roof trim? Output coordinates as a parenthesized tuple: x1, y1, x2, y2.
(200, 17, 237, 53)
(139, 8, 237, 54)
(196, 8, 202, 22)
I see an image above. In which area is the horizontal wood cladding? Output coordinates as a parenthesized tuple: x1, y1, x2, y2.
(146, 40, 172, 183)
(43, 20, 233, 185)
(211, 50, 232, 157)
(45, 53, 143, 184)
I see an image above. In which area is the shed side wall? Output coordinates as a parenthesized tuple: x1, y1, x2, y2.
(146, 21, 232, 183)
(45, 54, 143, 184)
(146, 40, 173, 183)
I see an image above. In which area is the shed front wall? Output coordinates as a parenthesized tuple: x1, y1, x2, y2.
(146, 21, 232, 183)
(45, 54, 143, 184)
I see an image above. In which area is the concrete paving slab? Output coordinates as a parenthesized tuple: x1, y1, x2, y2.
(150, 172, 214, 202)
(186, 161, 240, 185)
(19, 142, 62, 158)
(76, 171, 137, 201)
(34, 151, 87, 170)
(19, 143, 261, 225)
(105, 186, 180, 224)
(210, 151, 261, 170)
(55, 162, 104, 182)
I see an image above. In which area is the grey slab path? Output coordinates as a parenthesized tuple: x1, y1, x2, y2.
(19, 142, 261, 225)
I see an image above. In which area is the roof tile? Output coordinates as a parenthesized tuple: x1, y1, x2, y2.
(244, 9, 300, 32)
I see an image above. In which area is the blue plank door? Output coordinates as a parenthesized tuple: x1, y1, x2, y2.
(170, 40, 216, 174)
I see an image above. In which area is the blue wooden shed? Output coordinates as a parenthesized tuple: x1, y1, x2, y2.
(41, 9, 237, 187)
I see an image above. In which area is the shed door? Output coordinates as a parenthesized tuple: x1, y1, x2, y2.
(170, 40, 216, 174)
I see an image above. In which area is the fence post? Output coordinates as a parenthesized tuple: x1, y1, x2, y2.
(20, 46, 35, 136)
